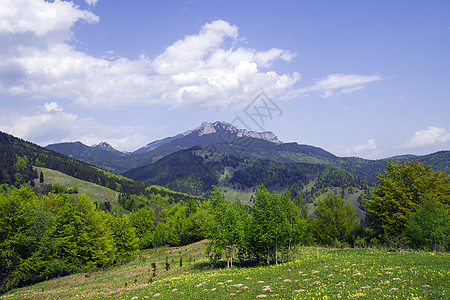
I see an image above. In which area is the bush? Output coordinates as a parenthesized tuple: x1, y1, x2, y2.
(403, 199, 450, 251)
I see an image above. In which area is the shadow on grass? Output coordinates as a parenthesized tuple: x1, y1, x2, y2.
(192, 258, 274, 271)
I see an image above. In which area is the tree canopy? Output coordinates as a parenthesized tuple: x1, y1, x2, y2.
(312, 193, 358, 246)
(365, 160, 450, 240)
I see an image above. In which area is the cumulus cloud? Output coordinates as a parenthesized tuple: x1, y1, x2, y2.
(404, 127, 450, 148)
(0, 0, 98, 38)
(0, 102, 78, 143)
(0, 1, 300, 111)
(0, 102, 152, 151)
(298, 73, 383, 98)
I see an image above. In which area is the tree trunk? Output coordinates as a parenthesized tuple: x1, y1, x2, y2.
(231, 245, 234, 268)
(224, 244, 230, 268)
(275, 237, 278, 264)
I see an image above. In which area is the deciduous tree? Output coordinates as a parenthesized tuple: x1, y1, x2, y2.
(312, 193, 358, 246)
(365, 160, 450, 240)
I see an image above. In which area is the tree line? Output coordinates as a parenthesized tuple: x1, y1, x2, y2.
(1, 154, 449, 294)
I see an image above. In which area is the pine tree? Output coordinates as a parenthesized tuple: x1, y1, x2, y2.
(39, 171, 44, 184)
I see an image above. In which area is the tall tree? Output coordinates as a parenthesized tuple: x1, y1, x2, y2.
(365, 160, 450, 240)
(249, 185, 273, 265)
(312, 193, 358, 246)
(129, 208, 155, 249)
(205, 187, 246, 268)
(0, 187, 52, 292)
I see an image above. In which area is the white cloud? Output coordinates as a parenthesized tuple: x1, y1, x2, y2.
(44, 101, 63, 112)
(85, 0, 99, 7)
(0, 0, 98, 38)
(0, 102, 78, 143)
(298, 73, 383, 98)
(0, 2, 300, 111)
(404, 127, 450, 148)
(0, 102, 153, 151)
(353, 139, 377, 153)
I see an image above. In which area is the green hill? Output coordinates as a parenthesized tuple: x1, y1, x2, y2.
(34, 167, 119, 205)
(0, 131, 203, 209)
(2, 241, 448, 299)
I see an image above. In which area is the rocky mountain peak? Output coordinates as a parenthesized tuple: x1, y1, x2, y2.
(92, 142, 115, 150)
(183, 121, 283, 144)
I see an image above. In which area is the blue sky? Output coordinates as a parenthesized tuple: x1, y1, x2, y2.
(1, 0, 449, 159)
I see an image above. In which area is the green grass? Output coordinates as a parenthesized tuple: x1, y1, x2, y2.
(34, 167, 119, 205)
(3, 241, 448, 299)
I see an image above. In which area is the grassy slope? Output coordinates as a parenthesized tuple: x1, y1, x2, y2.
(3, 241, 448, 299)
(35, 167, 119, 205)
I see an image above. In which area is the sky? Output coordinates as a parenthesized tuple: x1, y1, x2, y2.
(1, 0, 449, 159)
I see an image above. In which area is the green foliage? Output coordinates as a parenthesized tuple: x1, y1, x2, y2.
(51, 183, 68, 194)
(108, 215, 139, 262)
(123, 148, 223, 196)
(365, 160, 450, 240)
(0, 188, 133, 293)
(246, 186, 306, 265)
(205, 187, 247, 268)
(0, 187, 52, 292)
(68, 186, 78, 194)
(52, 194, 116, 268)
(312, 193, 359, 246)
(129, 208, 156, 249)
(403, 199, 450, 251)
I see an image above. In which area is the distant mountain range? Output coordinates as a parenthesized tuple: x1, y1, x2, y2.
(2, 121, 450, 217)
(45, 120, 450, 190)
(46, 121, 288, 172)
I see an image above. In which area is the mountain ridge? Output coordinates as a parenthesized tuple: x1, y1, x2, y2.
(43, 121, 450, 183)
(134, 121, 282, 154)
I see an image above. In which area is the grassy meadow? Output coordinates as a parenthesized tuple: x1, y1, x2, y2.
(34, 167, 119, 205)
(2, 241, 448, 299)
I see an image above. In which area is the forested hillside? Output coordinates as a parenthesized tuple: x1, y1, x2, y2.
(0, 131, 202, 206)
(1, 130, 449, 297)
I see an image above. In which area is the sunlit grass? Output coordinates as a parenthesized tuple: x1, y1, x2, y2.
(2, 242, 448, 299)
(34, 167, 119, 205)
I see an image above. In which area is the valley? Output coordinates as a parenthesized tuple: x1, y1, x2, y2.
(1, 123, 449, 298)
(44, 121, 450, 217)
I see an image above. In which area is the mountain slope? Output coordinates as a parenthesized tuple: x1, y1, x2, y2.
(43, 121, 450, 186)
(46, 141, 125, 172)
(0, 130, 204, 208)
(1, 131, 144, 195)
(46, 121, 291, 173)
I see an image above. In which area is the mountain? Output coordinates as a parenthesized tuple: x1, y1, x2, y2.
(134, 134, 183, 154)
(92, 142, 122, 153)
(44, 121, 450, 187)
(182, 121, 283, 144)
(133, 121, 282, 154)
(0, 130, 203, 208)
(46, 141, 125, 172)
(46, 121, 290, 173)
(0, 131, 142, 195)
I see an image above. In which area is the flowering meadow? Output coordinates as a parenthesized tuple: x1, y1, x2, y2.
(2, 241, 448, 299)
